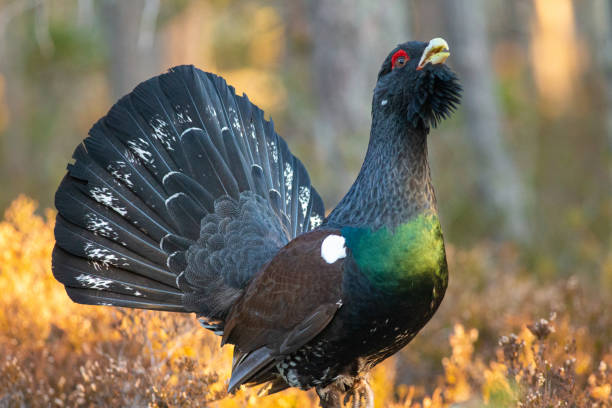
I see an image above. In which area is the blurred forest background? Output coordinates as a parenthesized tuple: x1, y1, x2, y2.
(0, 0, 611, 406)
(0, 0, 610, 272)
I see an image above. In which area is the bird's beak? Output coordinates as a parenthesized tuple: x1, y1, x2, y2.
(416, 38, 450, 71)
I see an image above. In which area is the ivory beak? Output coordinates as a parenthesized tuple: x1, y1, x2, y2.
(416, 37, 450, 71)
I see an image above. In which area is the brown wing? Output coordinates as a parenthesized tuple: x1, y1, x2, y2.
(222, 229, 345, 391)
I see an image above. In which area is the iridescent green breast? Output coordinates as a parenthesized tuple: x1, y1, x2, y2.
(341, 212, 447, 292)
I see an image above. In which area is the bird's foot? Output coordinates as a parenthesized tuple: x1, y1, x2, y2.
(344, 375, 374, 408)
(316, 383, 343, 408)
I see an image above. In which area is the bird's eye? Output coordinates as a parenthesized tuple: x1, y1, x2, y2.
(391, 50, 409, 70)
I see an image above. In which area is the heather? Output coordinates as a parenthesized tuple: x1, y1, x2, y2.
(1, 196, 609, 407)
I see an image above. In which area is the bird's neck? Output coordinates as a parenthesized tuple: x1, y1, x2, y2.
(327, 112, 437, 230)
(329, 111, 447, 297)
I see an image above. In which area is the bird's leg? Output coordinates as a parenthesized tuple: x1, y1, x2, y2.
(343, 374, 374, 408)
(361, 379, 374, 408)
(316, 384, 343, 408)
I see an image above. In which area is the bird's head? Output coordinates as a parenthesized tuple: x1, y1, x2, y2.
(374, 38, 462, 129)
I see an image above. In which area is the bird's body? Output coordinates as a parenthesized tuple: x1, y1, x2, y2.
(52, 38, 460, 407)
(273, 214, 448, 391)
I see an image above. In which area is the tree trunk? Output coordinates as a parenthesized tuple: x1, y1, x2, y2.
(100, 0, 161, 100)
(307, 0, 410, 206)
(590, 0, 612, 188)
(0, 1, 42, 209)
(443, 0, 530, 242)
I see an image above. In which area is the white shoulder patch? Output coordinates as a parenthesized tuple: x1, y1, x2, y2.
(321, 235, 347, 264)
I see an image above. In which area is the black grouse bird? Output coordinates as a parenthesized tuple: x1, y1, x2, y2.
(52, 38, 461, 407)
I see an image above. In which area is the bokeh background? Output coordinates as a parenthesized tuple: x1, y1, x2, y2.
(0, 0, 611, 406)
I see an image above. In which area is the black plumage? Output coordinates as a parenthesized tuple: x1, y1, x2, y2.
(52, 39, 461, 408)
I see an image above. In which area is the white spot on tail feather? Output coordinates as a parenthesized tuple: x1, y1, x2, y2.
(85, 213, 118, 240)
(229, 107, 241, 133)
(90, 187, 127, 216)
(124, 149, 139, 165)
(150, 116, 176, 151)
(268, 140, 278, 163)
(176, 112, 190, 124)
(309, 214, 323, 229)
(206, 105, 217, 118)
(174, 104, 193, 124)
(107, 161, 134, 188)
(298, 186, 310, 218)
(84, 243, 126, 266)
(249, 123, 258, 153)
(127, 139, 153, 164)
(284, 162, 293, 206)
(321, 235, 347, 264)
(381, 99, 388, 106)
(75, 273, 113, 290)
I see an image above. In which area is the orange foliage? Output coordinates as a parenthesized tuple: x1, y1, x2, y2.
(0, 196, 611, 407)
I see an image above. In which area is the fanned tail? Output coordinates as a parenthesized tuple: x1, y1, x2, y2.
(52, 65, 325, 318)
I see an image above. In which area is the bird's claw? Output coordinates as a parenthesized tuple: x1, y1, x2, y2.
(344, 376, 374, 408)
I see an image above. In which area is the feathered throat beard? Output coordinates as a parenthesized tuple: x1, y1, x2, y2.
(407, 67, 462, 129)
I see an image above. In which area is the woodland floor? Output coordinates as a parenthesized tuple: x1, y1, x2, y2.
(0, 196, 611, 407)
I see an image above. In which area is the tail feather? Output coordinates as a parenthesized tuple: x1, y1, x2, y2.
(128, 80, 188, 169)
(53, 247, 182, 301)
(256, 117, 280, 194)
(52, 65, 325, 320)
(164, 192, 207, 240)
(179, 127, 240, 199)
(288, 157, 312, 237)
(162, 171, 215, 213)
(160, 66, 231, 163)
(65, 286, 186, 312)
(86, 124, 173, 225)
(221, 127, 253, 192)
(55, 216, 176, 287)
(68, 145, 173, 241)
(251, 164, 270, 202)
(167, 250, 188, 275)
(55, 178, 165, 265)
(160, 233, 194, 254)
(105, 101, 178, 176)
(277, 137, 294, 221)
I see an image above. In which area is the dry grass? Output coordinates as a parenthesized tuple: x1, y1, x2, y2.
(0, 196, 610, 407)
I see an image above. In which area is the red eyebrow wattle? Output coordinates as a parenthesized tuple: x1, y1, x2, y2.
(391, 50, 409, 69)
